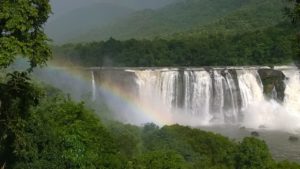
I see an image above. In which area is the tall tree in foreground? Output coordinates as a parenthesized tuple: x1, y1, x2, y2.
(0, 0, 52, 167)
(0, 0, 51, 68)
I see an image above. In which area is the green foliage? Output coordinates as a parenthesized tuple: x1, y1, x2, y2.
(276, 160, 300, 169)
(107, 122, 143, 160)
(285, 0, 300, 62)
(0, 72, 42, 166)
(74, 0, 286, 42)
(1, 1, 300, 169)
(285, 0, 300, 24)
(141, 124, 237, 168)
(132, 150, 188, 169)
(0, 0, 52, 68)
(172, 0, 286, 39)
(235, 137, 274, 169)
(0, 1, 52, 167)
(1, 89, 300, 168)
(13, 94, 123, 169)
(54, 23, 297, 67)
(46, 3, 134, 44)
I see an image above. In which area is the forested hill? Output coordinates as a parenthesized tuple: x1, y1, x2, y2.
(74, 0, 287, 42)
(53, 23, 298, 67)
(45, 3, 135, 44)
(53, 0, 299, 67)
(172, 0, 287, 39)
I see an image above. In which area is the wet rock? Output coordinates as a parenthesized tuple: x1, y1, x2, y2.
(259, 125, 267, 129)
(251, 131, 260, 137)
(239, 126, 246, 130)
(289, 136, 299, 142)
(258, 69, 286, 102)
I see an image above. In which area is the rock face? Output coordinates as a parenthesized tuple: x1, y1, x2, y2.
(258, 69, 286, 101)
(289, 136, 299, 142)
(92, 69, 139, 96)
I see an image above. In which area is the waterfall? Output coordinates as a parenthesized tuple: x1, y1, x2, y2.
(91, 71, 96, 101)
(135, 70, 179, 112)
(211, 70, 225, 123)
(283, 69, 300, 113)
(236, 69, 264, 111)
(271, 87, 278, 100)
(241, 68, 300, 131)
(131, 68, 266, 125)
(223, 70, 239, 123)
(33, 65, 300, 130)
(85, 66, 300, 131)
(183, 71, 212, 124)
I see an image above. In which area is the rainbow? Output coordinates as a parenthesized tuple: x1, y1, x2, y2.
(41, 63, 174, 126)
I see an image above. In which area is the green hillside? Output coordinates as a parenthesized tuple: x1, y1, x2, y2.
(53, 0, 298, 66)
(45, 3, 135, 44)
(172, 0, 287, 38)
(75, 0, 287, 42)
(54, 23, 298, 67)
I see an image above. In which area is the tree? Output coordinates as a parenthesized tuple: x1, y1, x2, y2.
(0, 0, 52, 69)
(13, 95, 123, 169)
(235, 137, 274, 169)
(286, 0, 300, 62)
(286, 0, 300, 24)
(0, 0, 52, 167)
(132, 150, 188, 169)
(0, 71, 42, 167)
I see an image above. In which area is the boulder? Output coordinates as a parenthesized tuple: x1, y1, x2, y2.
(251, 131, 260, 137)
(289, 136, 299, 142)
(258, 69, 286, 101)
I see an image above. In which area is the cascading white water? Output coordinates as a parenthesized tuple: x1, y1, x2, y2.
(242, 67, 300, 132)
(159, 71, 179, 110)
(135, 70, 179, 112)
(236, 69, 264, 111)
(283, 69, 300, 113)
(33, 65, 300, 131)
(132, 69, 264, 125)
(211, 71, 225, 123)
(271, 87, 278, 100)
(223, 71, 239, 123)
(88, 66, 300, 131)
(183, 71, 212, 124)
(131, 69, 268, 125)
(91, 71, 96, 101)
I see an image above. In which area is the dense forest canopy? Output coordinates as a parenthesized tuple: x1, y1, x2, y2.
(54, 23, 298, 67)
(73, 0, 287, 42)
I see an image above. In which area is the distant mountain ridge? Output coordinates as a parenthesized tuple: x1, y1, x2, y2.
(172, 0, 287, 39)
(74, 0, 287, 42)
(45, 2, 135, 44)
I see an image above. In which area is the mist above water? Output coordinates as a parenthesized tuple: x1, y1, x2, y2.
(243, 69, 300, 132)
